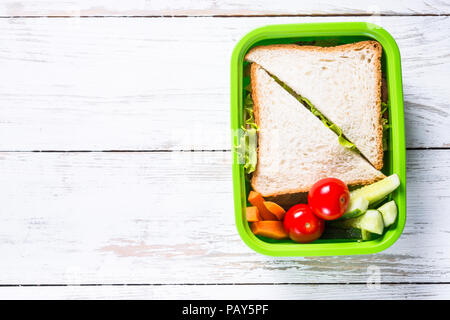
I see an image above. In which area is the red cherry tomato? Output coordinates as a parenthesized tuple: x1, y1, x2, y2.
(283, 204, 324, 243)
(308, 178, 350, 221)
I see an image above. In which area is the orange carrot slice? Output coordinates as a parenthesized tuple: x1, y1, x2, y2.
(246, 206, 261, 222)
(248, 191, 278, 220)
(251, 221, 289, 240)
(264, 201, 286, 220)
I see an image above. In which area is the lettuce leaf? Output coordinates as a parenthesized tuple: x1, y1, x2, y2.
(272, 74, 359, 153)
(235, 86, 259, 175)
(241, 127, 257, 174)
(236, 70, 390, 175)
(235, 68, 390, 175)
(381, 102, 390, 151)
(301, 96, 358, 152)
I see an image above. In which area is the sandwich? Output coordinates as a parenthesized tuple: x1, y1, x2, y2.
(245, 41, 384, 170)
(242, 41, 387, 199)
(247, 63, 385, 198)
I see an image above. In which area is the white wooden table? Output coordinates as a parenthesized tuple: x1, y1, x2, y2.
(0, 0, 449, 300)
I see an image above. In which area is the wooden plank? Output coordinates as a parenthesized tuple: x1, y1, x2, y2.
(0, 149, 448, 284)
(0, 17, 448, 151)
(0, 1, 448, 17)
(1, 283, 450, 299)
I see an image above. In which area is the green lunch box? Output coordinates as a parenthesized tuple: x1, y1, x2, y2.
(230, 22, 406, 256)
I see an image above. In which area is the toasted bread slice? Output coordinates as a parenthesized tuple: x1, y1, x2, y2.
(250, 63, 385, 197)
(246, 41, 384, 170)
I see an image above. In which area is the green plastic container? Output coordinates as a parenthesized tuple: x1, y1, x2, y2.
(230, 22, 406, 256)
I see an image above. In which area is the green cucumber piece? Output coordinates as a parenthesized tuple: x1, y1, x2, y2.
(361, 229, 379, 241)
(330, 209, 384, 235)
(329, 216, 362, 230)
(322, 226, 374, 241)
(368, 196, 388, 209)
(321, 227, 363, 240)
(359, 210, 384, 235)
(341, 196, 369, 219)
(348, 174, 400, 206)
(378, 200, 398, 227)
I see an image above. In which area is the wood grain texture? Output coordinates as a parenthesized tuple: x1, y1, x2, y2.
(1, 283, 450, 300)
(0, 0, 449, 17)
(0, 16, 449, 151)
(0, 149, 449, 285)
(0, 3, 449, 299)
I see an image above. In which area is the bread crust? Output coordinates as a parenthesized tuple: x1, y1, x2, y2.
(249, 62, 385, 198)
(246, 41, 384, 170)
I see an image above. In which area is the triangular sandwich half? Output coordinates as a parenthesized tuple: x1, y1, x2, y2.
(250, 63, 385, 197)
(246, 41, 384, 170)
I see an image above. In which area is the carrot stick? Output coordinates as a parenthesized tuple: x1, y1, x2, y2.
(246, 206, 261, 222)
(264, 201, 286, 220)
(251, 221, 289, 240)
(248, 191, 278, 220)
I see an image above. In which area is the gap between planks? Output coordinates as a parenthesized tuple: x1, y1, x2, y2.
(0, 16, 448, 150)
(0, 149, 449, 284)
(0, 0, 449, 17)
(0, 147, 447, 153)
(2, 281, 450, 287)
(2, 283, 450, 299)
(0, 150, 232, 153)
(0, 14, 450, 18)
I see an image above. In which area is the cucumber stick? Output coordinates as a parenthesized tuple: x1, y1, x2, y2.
(361, 229, 376, 241)
(330, 210, 384, 235)
(321, 227, 363, 240)
(321, 227, 376, 241)
(378, 200, 398, 227)
(341, 196, 369, 219)
(360, 210, 384, 235)
(343, 174, 400, 218)
(349, 174, 400, 205)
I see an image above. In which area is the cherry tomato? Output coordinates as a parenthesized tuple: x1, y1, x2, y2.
(308, 178, 350, 221)
(283, 204, 324, 243)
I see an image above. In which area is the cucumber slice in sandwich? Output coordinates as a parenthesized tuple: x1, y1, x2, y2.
(377, 200, 398, 227)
